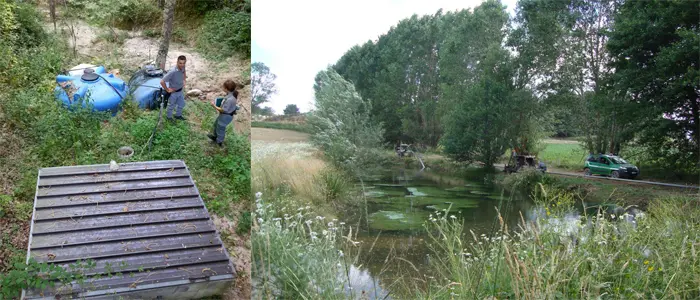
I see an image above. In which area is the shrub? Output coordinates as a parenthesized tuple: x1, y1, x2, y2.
(236, 210, 251, 236)
(176, 0, 250, 17)
(94, 29, 129, 45)
(419, 185, 700, 299)
(499, 168, 545, 193)
(8, 2, 45, 48)
(112, 0, 161, 29)
(32, 98, 108, 167)
(67, 0, 161, 30)
(142, 28, 160, 38)
(171, 26, 187, 44)
(196, 9, 250, 58)
(252, 193, 353, 299)
(314, 168, 349, 203)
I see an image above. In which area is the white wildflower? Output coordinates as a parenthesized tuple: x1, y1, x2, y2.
(255, 192, 262, 199)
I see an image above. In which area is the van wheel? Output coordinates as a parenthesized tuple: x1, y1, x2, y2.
(611, 171, 620, 178)
(584, 168, 591, 176)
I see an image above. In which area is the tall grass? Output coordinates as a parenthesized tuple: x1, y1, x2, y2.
(252, 192, 350, 299)
(251, 191, 394, 299)
(419, 185, 700, 299)
(252, 142, 352, 209)
(252, 141, 396, 298)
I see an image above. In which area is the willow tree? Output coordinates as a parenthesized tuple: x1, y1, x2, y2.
(307, 68, 384, 173)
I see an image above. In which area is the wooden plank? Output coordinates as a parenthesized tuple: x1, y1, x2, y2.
(35, 187, 199, 208)
(54, 247, 229, 277)
(38, 168, 189, 187)
(31, 220, 214, 249)
(37, 178, 194, 198)
(25, 261, 232, 297)
(31, 233, 222, 263)
(34, 197, 203, 221)
(33, 208, 209, 235)
(39, 161, 185, 177)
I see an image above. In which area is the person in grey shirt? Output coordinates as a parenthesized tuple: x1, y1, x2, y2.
(208, 79, 238, 147)
(160, 55, 188, 121)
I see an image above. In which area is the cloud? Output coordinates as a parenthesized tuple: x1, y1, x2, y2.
(252, 0, 518, 114)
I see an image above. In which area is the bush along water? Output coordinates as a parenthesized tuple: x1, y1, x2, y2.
(420, 185, 700, 299)
(252, 192, 348, 299)
(252, 192, 388, 299)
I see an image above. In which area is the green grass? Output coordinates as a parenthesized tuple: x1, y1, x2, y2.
(252, 121, 312, 133)
(539, 175, 693, 209)
(537, 143, 588, 170)
(196, 9, 250, 59)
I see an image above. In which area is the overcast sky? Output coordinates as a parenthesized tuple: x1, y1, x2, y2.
(252, 0, 518, 114)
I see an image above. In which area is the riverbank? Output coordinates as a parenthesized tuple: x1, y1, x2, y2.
(415, 184, 700, 299)
(251, 128, 699, 299)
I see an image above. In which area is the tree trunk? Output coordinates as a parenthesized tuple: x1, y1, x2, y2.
(49, 0, 56, 31)
(156, 0, 176, 70)
(691, 91, 700, 167)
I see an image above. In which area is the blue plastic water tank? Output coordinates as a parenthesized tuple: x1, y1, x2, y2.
(54, 66, 128, 115)
(128, 65, 167, 109)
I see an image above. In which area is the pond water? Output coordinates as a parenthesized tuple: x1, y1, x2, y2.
(338, 169, 535, 298)
(339, 168, 626, 299)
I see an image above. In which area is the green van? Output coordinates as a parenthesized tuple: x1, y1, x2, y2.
(583, 154, 640, 179)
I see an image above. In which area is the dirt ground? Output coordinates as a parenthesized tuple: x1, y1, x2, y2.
(251, 127, 310, 143)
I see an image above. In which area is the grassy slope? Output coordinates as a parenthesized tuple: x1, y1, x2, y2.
(0, 6, 250, 296)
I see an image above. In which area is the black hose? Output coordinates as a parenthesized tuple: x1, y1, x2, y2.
(95, 73, 125, 100)
(147, 96, 165, 153)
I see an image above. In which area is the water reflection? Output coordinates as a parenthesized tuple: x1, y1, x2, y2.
(344, 264, 390, 299)
(342, 169, 536, 296)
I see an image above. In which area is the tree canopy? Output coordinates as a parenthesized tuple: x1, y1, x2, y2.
(328, 0, 698, 173)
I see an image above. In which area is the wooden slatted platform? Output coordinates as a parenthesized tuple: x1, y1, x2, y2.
(22, 160, 235, 299)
